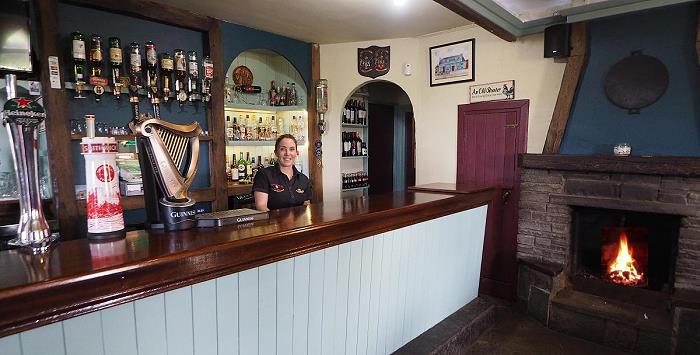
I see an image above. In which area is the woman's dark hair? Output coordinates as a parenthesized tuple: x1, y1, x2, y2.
(275, 134, 298, 152)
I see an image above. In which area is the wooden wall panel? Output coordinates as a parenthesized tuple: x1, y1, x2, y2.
(0, 207, 488, 355)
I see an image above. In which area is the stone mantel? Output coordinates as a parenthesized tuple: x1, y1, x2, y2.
(519, 154, 700, 177)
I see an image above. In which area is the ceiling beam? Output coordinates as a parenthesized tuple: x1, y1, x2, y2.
(433, 0, 516, 42)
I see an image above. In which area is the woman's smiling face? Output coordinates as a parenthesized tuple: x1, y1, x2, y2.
(275, 137, 298, 168)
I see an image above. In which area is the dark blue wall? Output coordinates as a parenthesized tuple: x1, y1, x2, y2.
(222, 22, 311, 90)
(560, 3, 700, 156)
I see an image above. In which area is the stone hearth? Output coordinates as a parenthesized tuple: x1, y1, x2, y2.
(514, 154, 700, 354)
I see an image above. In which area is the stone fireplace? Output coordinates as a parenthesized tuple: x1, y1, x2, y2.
(515, 154, 700, 354)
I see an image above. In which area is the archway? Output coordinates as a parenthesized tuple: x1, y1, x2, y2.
(340, 80, 414, 197)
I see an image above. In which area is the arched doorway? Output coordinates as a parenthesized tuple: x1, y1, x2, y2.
(340, 81, 414, 197)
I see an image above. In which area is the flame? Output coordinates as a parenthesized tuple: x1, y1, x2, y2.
(607, 231, 645, 286)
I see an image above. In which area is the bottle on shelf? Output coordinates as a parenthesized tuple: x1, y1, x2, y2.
(245, 152, 253, 179)
(290, 82, 297, 106)
(225, 115, 233, 142)
(160, 52, 173, 102)
(250, 157, 257, 179)
(71, 31, 87, 99)
(108, 37, 123, 100)
(361, 141, 368, 156)
(269, 80, 277, 106)
(237, 152, 247, 182)
(245, 114, 252, 140)
(226, 156, 232, 181)
(233, 116, 240, 140)
(270, 115, 278, 138)
(257, 155, 264, 173)
(230, 153, 238, 182)
(173, 49, 187, 106)
(88, 34, 106, 102)
(186, 50, 200, 104)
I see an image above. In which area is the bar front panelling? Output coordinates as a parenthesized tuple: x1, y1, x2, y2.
(0, 206, 487, 355)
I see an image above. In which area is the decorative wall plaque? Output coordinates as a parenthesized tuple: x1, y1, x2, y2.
(357, 46, 390, 78)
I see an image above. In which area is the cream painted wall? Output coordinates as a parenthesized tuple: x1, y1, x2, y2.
(320, 25, 565, 201)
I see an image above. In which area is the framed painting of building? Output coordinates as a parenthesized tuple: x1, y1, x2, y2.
(429, 39, 475, 87)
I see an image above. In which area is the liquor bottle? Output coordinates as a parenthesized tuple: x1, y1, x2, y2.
(257, 156, 264, 174)
(298, 115, 305, 142)
(341, 132, 347, 157)
(351, 132, 358, 156)
(225, 156, 232, 181)
(270, 115, 278, 138)
(186, 50, 200, 103)
(361, 141, 368, 156)
(71, 31, 87, 99)
(290, 83, 297, 106)
(275, 84, 282, 106)
(108, 37, 123, 100)
(128, 42, 142, 120)
(88, 34, 106, 102)
(279, 83, 286, 106)
(144, 41, 160, 117)
(237, 152, 247, 182)
(245, 152, 253, 180)
(233, 116, 240, 140)
(230, 154, 238, 182)
(173, 49, 187, 106)
(251, 157, 258, 179)
(159, 52, 173, 102)
(258, 117, 264, 141)
(269, 80, 277, 106)
(201, 56, 213, 102)
(290, 115, 298, 138)
(225, 115, 233, 142)
(245, 115, 252, 140)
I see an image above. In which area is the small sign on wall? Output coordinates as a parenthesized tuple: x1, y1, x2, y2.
(469, 80, 515, 103)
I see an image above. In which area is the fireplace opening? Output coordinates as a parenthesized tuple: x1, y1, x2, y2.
(571, 207, 679, 293)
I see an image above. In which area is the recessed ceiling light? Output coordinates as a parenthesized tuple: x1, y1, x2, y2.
(393, 0, 407, 6)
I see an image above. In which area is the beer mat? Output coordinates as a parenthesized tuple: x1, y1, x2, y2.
(196, 208, 269, 228)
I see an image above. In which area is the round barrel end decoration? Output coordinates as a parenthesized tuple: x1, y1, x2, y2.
(604, 51, 668, 114)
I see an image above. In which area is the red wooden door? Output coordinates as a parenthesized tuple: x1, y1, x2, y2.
(457, 100, 529, 300)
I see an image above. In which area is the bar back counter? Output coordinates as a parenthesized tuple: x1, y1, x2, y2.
(0, 189, 493, 355)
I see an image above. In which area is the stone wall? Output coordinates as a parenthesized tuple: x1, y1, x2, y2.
(517, 168, 700, 291)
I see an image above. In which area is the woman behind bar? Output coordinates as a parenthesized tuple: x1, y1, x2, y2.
(253, 134, 312, 211)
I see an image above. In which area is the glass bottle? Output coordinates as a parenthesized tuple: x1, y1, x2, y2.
(160, 52, 173, 102)
(173, 49, 187, 105)
(71, 31, 87, 99)
(88, 34, 105, 102)
(108, 37, 123, 100)
(144, 41, 158, 100)
(186, 50, 199, 103)
(127, 42, 142, 94)
(201, 56, 213, 102)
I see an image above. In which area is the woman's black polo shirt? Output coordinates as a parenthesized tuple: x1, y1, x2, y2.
(252, 164, 312, 210)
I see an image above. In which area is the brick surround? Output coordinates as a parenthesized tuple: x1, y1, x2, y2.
(517, 157, 700, 291)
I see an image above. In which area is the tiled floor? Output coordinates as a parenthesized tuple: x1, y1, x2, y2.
(464, 300, 630, 355)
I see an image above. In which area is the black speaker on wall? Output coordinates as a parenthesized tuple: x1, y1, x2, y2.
(544, 24, 570, 58)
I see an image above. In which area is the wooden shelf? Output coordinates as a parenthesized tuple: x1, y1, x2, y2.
(70, 134, 213, 141)
(342, 156, 368, 159)
(342, 123, 367, 128)
(226, 140, 275, 146)
(225, 103, 306, 112)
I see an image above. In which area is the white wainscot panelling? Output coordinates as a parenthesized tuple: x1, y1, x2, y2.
(0, 206, 487, 355)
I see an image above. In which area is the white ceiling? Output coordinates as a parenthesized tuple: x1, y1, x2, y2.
(492, 0, 610, 22)
(150, 0, 472, 44)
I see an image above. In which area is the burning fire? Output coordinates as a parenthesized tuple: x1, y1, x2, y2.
(607, 231, 646, 286)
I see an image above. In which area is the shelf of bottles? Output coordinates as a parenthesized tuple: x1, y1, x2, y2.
(68, 32, 213, 107)
(341, 171, 369, 191)
(223, 49, 309, 188)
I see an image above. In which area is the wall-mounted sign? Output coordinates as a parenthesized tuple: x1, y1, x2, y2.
(469, 80, 515, 103)
(357, 46, 390, 78)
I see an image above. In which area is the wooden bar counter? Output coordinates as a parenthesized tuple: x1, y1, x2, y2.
(0, 189, 495, 341)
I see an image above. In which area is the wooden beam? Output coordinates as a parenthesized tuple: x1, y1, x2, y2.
(433, 0, 516, 42)
(543, 22, 588, 154)
(307, 43, 323, 203)
(62, 0, 210, 31)
(206, 19, 228, 211)
(34, 0, 80, 237)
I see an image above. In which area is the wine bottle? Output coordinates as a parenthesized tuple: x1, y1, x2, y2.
(230, 153, 239, 182)
(186, 50, 199, 103)
(160, 52, 173, 102)
(71, 31, 87, 99)
(237, 152, 247, 182)
(108, 37, 123, 100)
(173, 49, 187, 105)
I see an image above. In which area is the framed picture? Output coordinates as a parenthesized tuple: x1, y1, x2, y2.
(429, 39, 475, 87)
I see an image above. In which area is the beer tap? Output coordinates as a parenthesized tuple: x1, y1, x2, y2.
(144, 41, 160, 118)
(109, 37, 123, 100)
